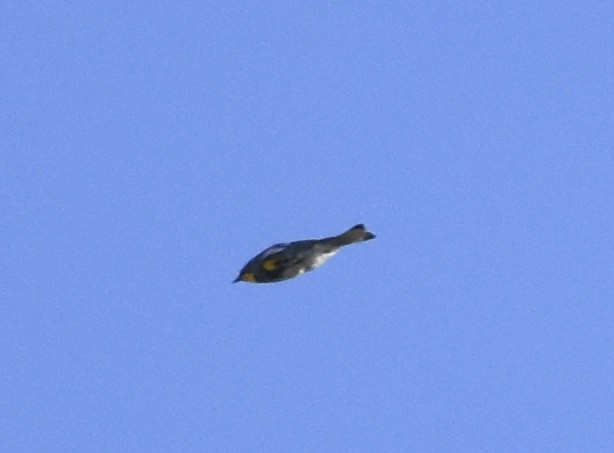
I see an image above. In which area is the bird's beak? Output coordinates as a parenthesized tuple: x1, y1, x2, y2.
(232, 276, 241, 283)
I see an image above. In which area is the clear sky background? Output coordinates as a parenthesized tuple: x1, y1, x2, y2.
(2, 2, 613, 452)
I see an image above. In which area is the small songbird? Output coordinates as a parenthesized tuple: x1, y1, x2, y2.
(234, 224, 376, 283)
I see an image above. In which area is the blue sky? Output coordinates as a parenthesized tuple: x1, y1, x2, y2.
(2, 2, 613, 451)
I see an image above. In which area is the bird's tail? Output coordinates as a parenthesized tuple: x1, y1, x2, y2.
(326, 224, 376, 247)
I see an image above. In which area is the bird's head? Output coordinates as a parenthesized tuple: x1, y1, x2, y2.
(233, 271, 257, 283)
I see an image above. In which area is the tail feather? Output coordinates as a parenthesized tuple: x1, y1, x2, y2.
(328, 224, 376, 247)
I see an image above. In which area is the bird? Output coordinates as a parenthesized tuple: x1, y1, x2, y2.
(234, 223, 376, 283)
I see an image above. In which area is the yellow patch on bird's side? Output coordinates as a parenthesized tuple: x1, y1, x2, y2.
(262, 259, 278, 271)
(241, 272, 257, 282)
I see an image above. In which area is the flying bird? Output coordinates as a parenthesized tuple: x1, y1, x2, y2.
(234, 224, 376, 283)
